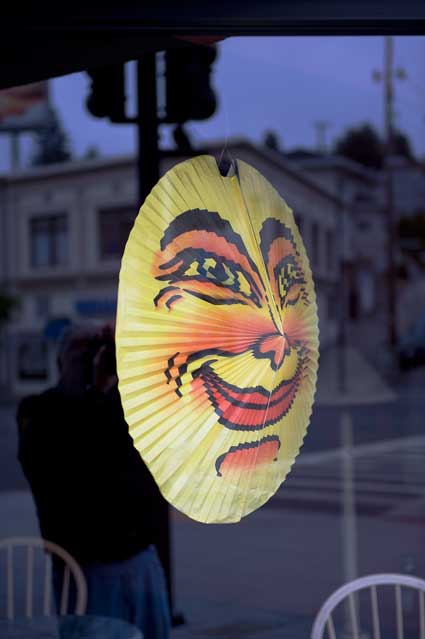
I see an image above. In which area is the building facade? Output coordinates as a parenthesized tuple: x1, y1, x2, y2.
(1, 140, 344, 396)
(290, 154, 387, 318)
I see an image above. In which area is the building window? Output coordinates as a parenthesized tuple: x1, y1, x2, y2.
(30, 214, 68, 268)
(98, 206, 136, 260)
(357, 219, 371, 231)
(328, 288, 338, 320)
(16, 334, 48, 381)
(34, 295, 50, 318)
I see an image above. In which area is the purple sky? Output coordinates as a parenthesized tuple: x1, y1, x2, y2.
(1, 36, 424, 172)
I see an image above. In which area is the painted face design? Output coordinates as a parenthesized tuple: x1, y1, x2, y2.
(152, 210, 309, 472)
(116, 156, 318, 523)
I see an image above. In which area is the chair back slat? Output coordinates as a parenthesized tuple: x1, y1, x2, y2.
(419, 590, 425, 639)
(43, 554, 52, 616)
(327, 613, 336, 639)
(395, 584, 404, 639)
(370, 585, 381, 639)
(0, 537, 87, 619)
(6, 545, 14, 620)
(348, 592, 359, 639)
(60, 565, 70, 615)
(311, 574, 425, 639)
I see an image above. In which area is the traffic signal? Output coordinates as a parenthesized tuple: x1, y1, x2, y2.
(86, 64, 126, 122)
(164, 45, 217, 124)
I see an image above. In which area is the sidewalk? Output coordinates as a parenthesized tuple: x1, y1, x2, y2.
(170, 498, 425, 638)
(316, 345, 396, 406)
(169, 439, 425, 638)
(347, 313, 400, 386)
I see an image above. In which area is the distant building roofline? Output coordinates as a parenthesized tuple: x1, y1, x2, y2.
(287, 153, 382, 183)
(0, 136, 344, 205)
(0, 153, 136, 183)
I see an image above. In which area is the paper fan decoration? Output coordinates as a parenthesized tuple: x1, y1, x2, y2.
(116, 155, 319, 523)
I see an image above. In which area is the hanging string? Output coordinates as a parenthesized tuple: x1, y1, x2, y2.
(216, 94, 237, 177)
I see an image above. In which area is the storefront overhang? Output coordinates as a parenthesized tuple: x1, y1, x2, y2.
(1, 1, 425, 89)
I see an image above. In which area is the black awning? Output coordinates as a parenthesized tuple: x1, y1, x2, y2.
(1, 1, 424, 89)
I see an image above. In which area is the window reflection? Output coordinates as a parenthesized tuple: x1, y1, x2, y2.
(98, 206, 136, 260)
(30, 214, 68, 268)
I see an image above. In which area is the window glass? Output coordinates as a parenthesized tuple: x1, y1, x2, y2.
(34, 296, 50, 318)
(30, 214, 68, 267)
(98, 206, 136, 259)
(1, 33, 424, 639)
(17, 335, 48, 380)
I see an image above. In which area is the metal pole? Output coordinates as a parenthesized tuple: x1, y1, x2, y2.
(341, 410, 365, 638)
(137, 55, 160, 204)
(342, 410, 357, 584)
(10, 132, 20, 171)
(337, 178, 347, 395)
(136, 55, 176, 621)
(384, 36, 397, 347)
(314, 121, 330, 154)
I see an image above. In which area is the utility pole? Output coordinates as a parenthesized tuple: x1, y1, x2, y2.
(337, 177, 347, 395)
(373, 36, 401, 348)
(314, 120, 331, 154)
(384, 36, 397, 348)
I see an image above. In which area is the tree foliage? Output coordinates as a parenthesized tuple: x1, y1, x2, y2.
(334, 124, 384, 169)
(399, 213, 425, 249)
(334, 123, 414, 169)
(84, 145, 101, 160)
(393, 131, 413, 160)
(32, 107, 72, 166)
(264, 130, 280, 151)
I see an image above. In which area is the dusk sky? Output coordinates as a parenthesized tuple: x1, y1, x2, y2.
(1, 36, 424, 172)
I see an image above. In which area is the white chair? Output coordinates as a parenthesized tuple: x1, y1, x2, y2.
(0, 536, 87, 619)
(311, 573, 425, 639)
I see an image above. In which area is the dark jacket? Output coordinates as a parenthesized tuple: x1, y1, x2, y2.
(17, 385, 162, 563)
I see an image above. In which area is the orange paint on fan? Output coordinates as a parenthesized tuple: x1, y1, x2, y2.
(116, 155, 319, 523)
(217, 439, 280, 477)
(258, 334, 287, 369)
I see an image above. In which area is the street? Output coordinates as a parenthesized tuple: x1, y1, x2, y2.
(170, 363, 425, 637)
(0, 362, 424, 637)
(2, 362, 425, 493)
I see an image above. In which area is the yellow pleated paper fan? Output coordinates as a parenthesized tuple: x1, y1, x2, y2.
(116, 155, 319, 523)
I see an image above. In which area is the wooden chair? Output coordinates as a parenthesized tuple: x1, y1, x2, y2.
(311, 573, 425, 639)
(0, 536, 87, 619)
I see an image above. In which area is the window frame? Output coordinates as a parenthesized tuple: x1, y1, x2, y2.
(97, 204, 137, 263)
(29, 212, 69, 270)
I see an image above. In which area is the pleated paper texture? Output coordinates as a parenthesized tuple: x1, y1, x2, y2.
(116, 156, 319, 523)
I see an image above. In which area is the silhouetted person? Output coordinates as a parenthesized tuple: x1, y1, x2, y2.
(17, 326, 170, 639)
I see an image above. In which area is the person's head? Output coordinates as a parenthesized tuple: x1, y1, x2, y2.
(57, 324, 116, 395)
